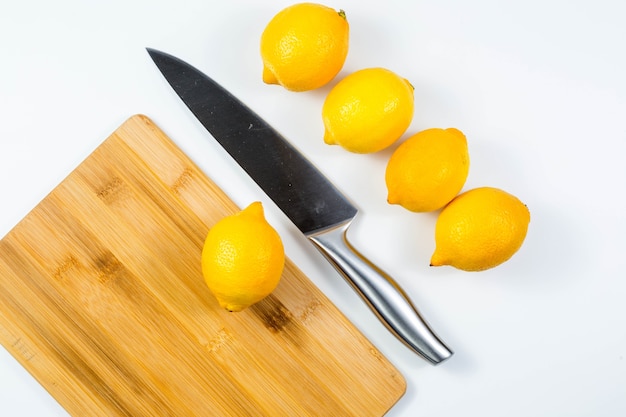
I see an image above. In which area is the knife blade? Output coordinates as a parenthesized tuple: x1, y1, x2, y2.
(147, 48, 453, 365)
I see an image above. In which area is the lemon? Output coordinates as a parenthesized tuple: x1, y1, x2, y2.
(430, 187, 530, 272)
(260, 3, 349, 92)
(322, 67, 415, 153)
(201, 202, 285, 311)
(385, 128, 470, 212)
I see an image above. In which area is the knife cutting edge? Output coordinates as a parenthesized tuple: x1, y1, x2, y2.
(146, 48, 453, 365)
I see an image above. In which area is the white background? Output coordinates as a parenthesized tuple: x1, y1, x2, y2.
(1, 0, 625, 416)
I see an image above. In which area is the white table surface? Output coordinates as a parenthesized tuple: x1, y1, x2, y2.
(2, 0, 625, 416)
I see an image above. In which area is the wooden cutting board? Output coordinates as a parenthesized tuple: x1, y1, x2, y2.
(0, 115, 405, 416)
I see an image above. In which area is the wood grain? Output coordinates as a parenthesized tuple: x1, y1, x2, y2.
(0, 115, 405, 416)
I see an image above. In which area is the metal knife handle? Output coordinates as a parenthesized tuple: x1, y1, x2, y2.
(308, 220, 453, 365)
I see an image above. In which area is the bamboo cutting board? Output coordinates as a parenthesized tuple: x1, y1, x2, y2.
(0, 115, 405, 416)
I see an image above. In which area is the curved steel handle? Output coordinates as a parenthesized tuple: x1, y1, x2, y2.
(308, 220, 453, 365)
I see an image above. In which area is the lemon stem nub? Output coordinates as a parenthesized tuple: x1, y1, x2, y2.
(338, 9, 346, 20)
(262, 65, 278, 85)
(429, 251, 444, 267)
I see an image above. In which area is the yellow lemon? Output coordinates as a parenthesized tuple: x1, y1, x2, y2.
(322, 67, 415, 153)
(430, 187, 530, 272)
(201, 202, 285, 311)
(260, 3, 349, 91)
(385, 128, 469, 212)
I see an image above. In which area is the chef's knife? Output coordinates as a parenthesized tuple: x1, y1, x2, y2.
(147, 48, 452, 365)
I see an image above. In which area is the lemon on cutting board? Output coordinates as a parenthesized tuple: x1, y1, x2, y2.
(385, 127, 470, 212)
(260, 2, 349, 92)
(201, 202, 285, 312)
(322, 67, 415, 153)
(430, 187, 530, 272)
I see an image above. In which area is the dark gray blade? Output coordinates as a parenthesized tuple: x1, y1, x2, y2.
(147, 48, 357, 235)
